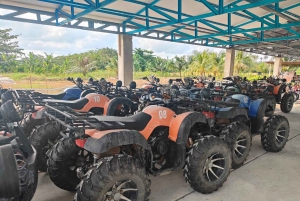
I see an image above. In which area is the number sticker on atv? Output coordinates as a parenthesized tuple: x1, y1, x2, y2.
(159, 110, 167, 119)
(94, 96, 100, 102)
(243, 96, 248, 103)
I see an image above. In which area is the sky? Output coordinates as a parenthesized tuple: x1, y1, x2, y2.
(0, 18, 217, 59)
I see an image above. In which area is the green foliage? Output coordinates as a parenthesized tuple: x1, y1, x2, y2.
(105, 57, 118, 78)
(0, 28, 23, 72)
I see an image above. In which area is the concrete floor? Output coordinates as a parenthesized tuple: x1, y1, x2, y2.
(32, 103, 300, 201)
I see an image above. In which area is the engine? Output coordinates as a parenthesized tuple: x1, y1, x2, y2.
(148, 129, 169, 162)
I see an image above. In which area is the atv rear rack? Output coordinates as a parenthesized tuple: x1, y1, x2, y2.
(44, 104, 125, 131)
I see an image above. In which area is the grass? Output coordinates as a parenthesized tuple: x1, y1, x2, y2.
(0, 71, 270, 94)
(5, 71, 181, 82)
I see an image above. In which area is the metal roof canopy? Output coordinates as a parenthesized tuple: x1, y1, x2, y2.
(1, 0, 300, 58)
(266, 61, 300, 66)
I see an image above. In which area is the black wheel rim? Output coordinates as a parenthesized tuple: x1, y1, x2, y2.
(276, 125, 287, 144)
(42, 137, 60, 157)
(287, 98, 293, 110)
(234, 135, 247, 159)
(103, 180, 138, 201)
(202, 153, 225, 182)
(68, 149, 93, 173)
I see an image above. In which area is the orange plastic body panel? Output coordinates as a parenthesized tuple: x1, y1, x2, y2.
(168, 112, 193, 141)
(34, 106, 44, 111)
(139, 105, 175, 140)
(195, 83, 204, 88)
(214, 97, 222, 101)
(202, 111, 215, 119)
(85, 129, 130, 139)
(75, 93, 109, 113)
(273, 85, 281, 95)
(142, 84, 153, 89)
(0, 131, 11, 137)
(75, 139, 87, 148)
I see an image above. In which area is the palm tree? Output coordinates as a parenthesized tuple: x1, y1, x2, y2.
(106, 57, 118, 78)
(72, 54, 97, 76)
(188, 51, 209, 76)
(173, 56, 187, 77)
(25, 52, 37, 89)
(209, 52, 225, 77)
(151, 57, 167, 72)
(234, 51, 254, 75)
(43, 53, 55, 89)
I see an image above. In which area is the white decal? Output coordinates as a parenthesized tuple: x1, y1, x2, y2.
(159, 110, 167, 119)
(243, 96, 248, 103)
(94, 96, 100, 102)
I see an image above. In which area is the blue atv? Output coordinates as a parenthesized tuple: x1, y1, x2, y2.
(227, 93, 289, 151)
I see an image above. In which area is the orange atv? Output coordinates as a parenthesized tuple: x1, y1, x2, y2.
(45, 104, 232, 198)
(32, 94, 135, 172)
(258, 77, 294, 113)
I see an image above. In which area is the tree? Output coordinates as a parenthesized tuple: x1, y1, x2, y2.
(172, 56, 187, 77)
(234, 51, 254, 74)
(0, 54, 17, 72)
(90, 48, 117, 70)
(133, 48, 155, 71)
(0, 28, 23, 56)
(148, 57, 168, 73)
(188, 51, 209, 76)
(209, 52, 225, 77)
(105, 57, 118, 78)
(0, 28, 23, 72)
(71, 54, 97, 76)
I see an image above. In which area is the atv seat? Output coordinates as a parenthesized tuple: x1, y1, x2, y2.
(90, 112, 152, 131)
(43, 98, 89, 110)
(43, 92, 66, 100)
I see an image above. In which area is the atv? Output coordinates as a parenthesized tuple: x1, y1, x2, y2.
(253, 76, 294, 113)
(1, 85, 137, 172)
(44, 103, 232, 197)
(158, 87, 289, 168)
(0, 100, 38, 201)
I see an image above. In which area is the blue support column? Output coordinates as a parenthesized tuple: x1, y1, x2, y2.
(194, 21, 198, 38)
(178, 0, 182, 22)
(261, 21, 264, 41)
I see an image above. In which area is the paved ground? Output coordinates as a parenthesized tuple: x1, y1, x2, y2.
(0, 75, 15, 84)
(33, 103, 300, 201)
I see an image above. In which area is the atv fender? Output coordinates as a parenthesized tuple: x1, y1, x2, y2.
(169, 112, 206, 143)
(249, 99, 267, 133)
(139, 105, 176, 139)
(249, 99, 266, 118)
(75, 93, 109, 113)
(83, 129, 150, 154)
(104, 97, 133, 116)
(274, 85, 286, 102)
(168, 112, 206, 169)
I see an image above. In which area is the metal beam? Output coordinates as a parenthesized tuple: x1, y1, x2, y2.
(127, 0, 284, 34)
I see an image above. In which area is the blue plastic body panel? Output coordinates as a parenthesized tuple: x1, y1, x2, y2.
(62, 87, 82, 100)
(248, 99, 265, 118)
(231, 94, 251, 108)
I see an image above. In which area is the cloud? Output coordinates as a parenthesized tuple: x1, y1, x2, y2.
(0, 19, 220, 58)
(133, 37, 220, 58)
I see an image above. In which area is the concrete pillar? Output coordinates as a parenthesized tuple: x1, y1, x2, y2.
(118, 34, 133, 86)
(273, 57, 282, 76)
(224, 48, 235, 77)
